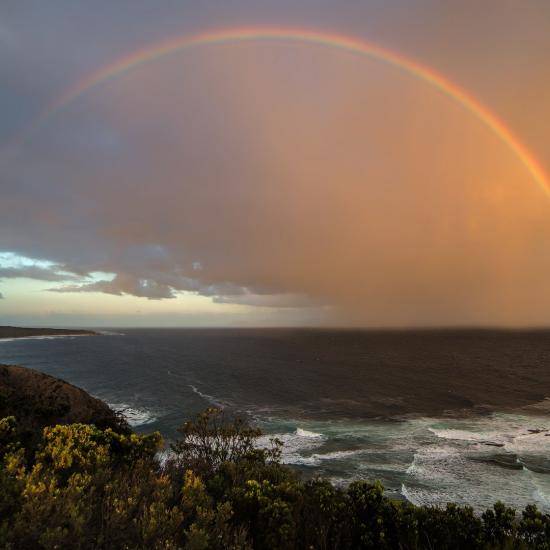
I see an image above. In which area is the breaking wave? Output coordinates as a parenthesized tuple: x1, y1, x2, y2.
(108, 403, 157, 427)
(257, 427, 326, 465)
(189, 384, 231, 408)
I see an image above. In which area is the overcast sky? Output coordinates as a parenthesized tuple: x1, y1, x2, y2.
(1, 1, 550, 327)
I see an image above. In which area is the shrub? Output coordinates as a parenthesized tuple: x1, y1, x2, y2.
(0, 410, 549, 549)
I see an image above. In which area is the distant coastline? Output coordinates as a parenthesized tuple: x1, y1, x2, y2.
(0, 326, 97, 339)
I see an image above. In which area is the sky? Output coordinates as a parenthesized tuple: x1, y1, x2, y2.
(1, 0, 550, 327)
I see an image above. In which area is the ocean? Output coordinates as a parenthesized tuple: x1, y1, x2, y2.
(1, 328, 550, 512)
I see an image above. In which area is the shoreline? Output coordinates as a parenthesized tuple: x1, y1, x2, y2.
(0, 326, 98, 340)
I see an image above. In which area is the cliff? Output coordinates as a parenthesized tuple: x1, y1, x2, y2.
(0, 364, 128, 449)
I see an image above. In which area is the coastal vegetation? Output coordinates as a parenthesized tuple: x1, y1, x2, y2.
(0, 418, 549, 548)
(0, 326, 97, 340)
(0, 367, 549, 549)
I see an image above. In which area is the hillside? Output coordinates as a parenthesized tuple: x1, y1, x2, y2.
(0, 364, 128, 449)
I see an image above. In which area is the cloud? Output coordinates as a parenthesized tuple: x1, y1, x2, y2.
(0, 265, 81, 282)
(48, 272, 279, 303)
(0, 292, 4, 299)
(3, 30, 550, 325)
(50, 274, 176, 300)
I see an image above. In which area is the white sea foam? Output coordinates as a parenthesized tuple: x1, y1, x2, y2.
(156, 449, 175, 466)
(428, 418, 550, 455)
(400, 483, 418, 505)
(257, 427, 326, 465)
(504, 431, 550, 455)
(252, 410, 550, 512)
(109, 403, 157, 427)
(288, 449, 364, 466)
(295, 428, 323, 438)
(0, 334, 91, 343)
(189, 384, 230, 408)
(405, 445, 460, 479)
(429, 427, 506, 445)
(403, 414, 550, 512)
(260, 428, 363, 466)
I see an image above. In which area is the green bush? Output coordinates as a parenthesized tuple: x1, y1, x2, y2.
(0, 409, 549, 549)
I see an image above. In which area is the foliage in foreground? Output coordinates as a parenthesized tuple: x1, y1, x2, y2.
(0, 409, 549, 549)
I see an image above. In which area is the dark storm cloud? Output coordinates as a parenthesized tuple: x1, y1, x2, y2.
(49, 272, 293, 304)
(48, 273, 242, 301)
(49, 275, 176, 300)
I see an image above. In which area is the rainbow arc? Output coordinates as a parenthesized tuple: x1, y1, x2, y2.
(10, 26, 549, 196)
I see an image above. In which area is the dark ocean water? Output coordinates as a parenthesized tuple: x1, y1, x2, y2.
(1, 328, 550, 511)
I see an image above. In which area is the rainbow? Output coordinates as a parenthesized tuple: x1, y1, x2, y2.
(12, 26, 550, 195)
